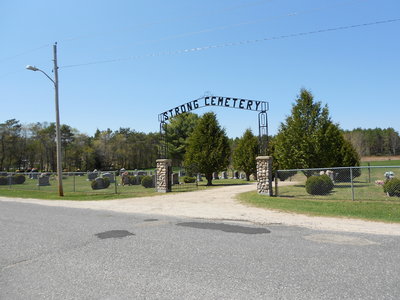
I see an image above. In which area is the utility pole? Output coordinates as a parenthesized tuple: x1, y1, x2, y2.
(53, 42, 64, 196)
(26, 43, 64, 196)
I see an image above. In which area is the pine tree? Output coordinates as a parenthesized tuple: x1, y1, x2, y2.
(274, 89, 359, 172)
(232, 129, 259, 181)
(165, 113, 199, 164)
(184, 112, 230, 186)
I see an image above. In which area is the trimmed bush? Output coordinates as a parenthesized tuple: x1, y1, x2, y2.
(103, 177, 110, 188)
(128, 176, 136, 185)
(129, 175, 144, 185)
(183, 176, 196, 183)
(13, 174, 26, 184)
(0, 176, 7, 185)
(334, 168, 361, 182)
(91, 177, 110, 190)
(383, 178, 400, 197)
(305, 175, 334, 195)
(141, 176, 153, 188)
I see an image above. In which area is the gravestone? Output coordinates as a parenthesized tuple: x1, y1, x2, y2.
(102, 172, 115, 183)
(87, 172, 97, 181)
(222, 171, 228, 179)
(172, 173, 179, 185)
(197, 174, 203, 182)
(240, 173, 246, 180)
(30, 172, 39, 179)
(213, 172, 219, 180)
(121, 172, 130, 186)
(234, 171, 239, 179)
(326, 170, 335, 182)
(38, 175, 50, 186)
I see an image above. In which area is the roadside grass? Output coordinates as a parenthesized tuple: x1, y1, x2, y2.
(0, 176, 251, 200)
(238, 191, 400, 223)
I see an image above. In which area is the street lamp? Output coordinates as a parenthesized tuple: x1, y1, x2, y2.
(26, 43, 64, 196)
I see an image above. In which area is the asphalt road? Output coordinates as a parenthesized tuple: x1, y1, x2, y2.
(1, 200, 399, 299)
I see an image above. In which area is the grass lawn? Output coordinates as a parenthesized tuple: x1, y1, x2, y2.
(0, 175, 251, 200)
(238, 191, 400, 223)
(238, 159, 400, 223)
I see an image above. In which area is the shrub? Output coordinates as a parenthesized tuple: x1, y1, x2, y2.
(91, 177, 110, 190)
(141, 176, 153, 188)
(103, 177, 110, 188)
(0, 176, 7, 185)
(13, 174, 26, 184)
(128, 176, 136, 185)
(305, 175, 334, 195)
(277, 170, 298, 181)
(183, 176, 196, 183)
(334, 168, 361, 182)
(131, 175, 144, 185)
(383, 178, 400, 197)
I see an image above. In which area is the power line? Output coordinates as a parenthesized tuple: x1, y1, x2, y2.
(60, 0, 273, 43)
(0, 0, 363, 64)
(0, 0, 272, 63)
(124, 0, 368, 48)
(60, 17, 400, 69)
(0, 44, 51, 63)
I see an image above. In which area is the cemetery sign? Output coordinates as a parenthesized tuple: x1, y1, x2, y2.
(159, 96, 268, 122)
(158, 95, 269, 158)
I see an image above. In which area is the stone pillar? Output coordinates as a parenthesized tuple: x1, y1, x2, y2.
(256, 156, 273, 196)
(156, 159, 172, 193)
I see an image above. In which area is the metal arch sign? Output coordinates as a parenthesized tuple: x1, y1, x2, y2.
(158, 96, 269, 122)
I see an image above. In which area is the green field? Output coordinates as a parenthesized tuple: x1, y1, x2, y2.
(361, 159, 400, 166)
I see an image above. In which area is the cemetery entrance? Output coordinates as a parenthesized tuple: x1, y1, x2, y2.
(157, 95, 269, 193)
(158, 95, 269, 158)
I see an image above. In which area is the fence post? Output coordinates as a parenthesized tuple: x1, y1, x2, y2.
(350, 167, 355, 201)
(156, 159, 172, 193)
(256, 156, 273, 196)
(367, 162, 371, 183)
(73, 173, 76, 192)
(275, 171, 278, 196)
(114, 171, 118, 194)
(8, 173, 12, 189)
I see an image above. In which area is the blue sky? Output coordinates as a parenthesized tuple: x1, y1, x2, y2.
(1, 0, 399, 138)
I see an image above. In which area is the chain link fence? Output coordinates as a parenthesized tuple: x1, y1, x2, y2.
(275, 166, 400, 201)
(0, 170, 158, 195)
(169, 165, 199, 192)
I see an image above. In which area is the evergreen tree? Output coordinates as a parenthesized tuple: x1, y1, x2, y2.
(166, 113, 199, 164)
(184, 112, 230, 186)
(232, 129, 259, 181)
(274, 89, 359, 172)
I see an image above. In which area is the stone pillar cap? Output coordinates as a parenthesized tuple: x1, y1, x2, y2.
(256, 156, 271, 160)
(156, 159, 172, 163)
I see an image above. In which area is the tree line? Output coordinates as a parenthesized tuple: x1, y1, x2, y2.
(343, 128, 400, 157)
(0, 120, 159, 172)
(1, 88, 399, 175)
